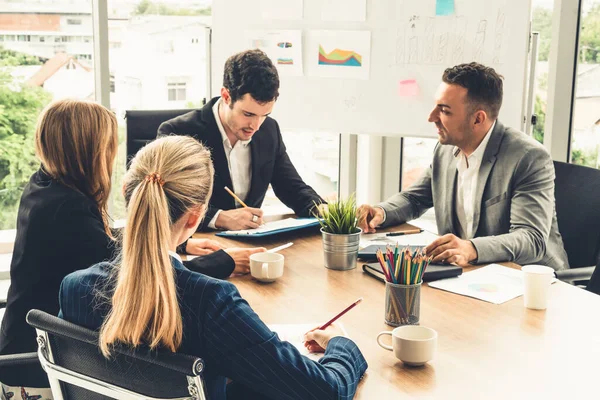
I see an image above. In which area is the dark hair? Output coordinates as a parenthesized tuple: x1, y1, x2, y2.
(442, 62, 504, 120)
(223, 49, 280, 104)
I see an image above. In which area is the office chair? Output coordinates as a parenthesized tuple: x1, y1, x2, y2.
(0, 303, 48, 387)
(125, 109, 191, 164)
(587, 260, 600, 295)
(25, 309, 207, 400)
(553, 161, 600, 285)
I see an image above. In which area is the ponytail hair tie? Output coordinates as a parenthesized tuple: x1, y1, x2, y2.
(145, 172, 165, 186)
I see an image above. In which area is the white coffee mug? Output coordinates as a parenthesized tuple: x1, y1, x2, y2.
(377, 325, 437, 366)
(249, 252, 284, 282)
(521, 264, 555, 310)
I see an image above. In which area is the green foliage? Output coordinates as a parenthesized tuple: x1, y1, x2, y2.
(532, 7, 553, 62)
(533, 95, 546, 144)
(580, 4, 600, 63)
(571, 147, 598, 168)
(0, 46, 52, 229)
(134, 0, 211, 16)
(315, 195, 360, 235)
(534, 4, 600, 63)
(0, 47, 43, 66)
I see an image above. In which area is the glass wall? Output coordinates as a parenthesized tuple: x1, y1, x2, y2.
(531, 0, 555, 145)
(0, 0, 94, 230)
(570, 0, 600, 167)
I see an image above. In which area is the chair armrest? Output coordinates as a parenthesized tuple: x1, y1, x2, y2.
(0, 352, 39, 367)
(0, 352, 48, 387)
(555, 266, 595, 282)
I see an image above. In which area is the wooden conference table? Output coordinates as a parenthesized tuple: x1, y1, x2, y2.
(192, 224, 600, 399)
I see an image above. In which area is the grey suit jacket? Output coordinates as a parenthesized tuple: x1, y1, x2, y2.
(379, 121, 569, 271)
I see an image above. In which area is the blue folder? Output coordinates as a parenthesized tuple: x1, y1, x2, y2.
(215, 218, 321, 238)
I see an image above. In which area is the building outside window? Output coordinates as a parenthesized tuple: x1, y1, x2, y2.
(167, 82, 187, 101)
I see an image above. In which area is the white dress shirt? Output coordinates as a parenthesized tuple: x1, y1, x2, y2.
(208, 98, 253, 229)
(455, 121, 496, 239)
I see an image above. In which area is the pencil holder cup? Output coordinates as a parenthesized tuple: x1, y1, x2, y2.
(385, 281, 421, 327)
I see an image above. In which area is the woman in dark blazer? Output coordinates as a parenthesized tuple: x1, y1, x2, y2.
(0, 99, 262, 388)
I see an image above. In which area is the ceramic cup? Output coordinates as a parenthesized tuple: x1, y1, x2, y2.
(377, 325, 437, 366)
(521, 264, 555, 310)
(249, 252, 284, 282)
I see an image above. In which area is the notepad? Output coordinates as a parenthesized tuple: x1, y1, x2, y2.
(269, 323, 324, 361)
(216, 218, 320, 237)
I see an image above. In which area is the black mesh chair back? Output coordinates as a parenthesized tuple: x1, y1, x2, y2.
(26, 309, 207, 400)
(125, 109, 191, 165)
(554, 161, 600, 268)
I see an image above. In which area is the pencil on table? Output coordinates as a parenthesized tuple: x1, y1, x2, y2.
(224, 186, 248, 208)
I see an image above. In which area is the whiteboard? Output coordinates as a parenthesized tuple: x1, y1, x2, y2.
(211, 0, 531, 137)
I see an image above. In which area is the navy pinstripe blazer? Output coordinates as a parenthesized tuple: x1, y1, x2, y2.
(59, 258, 368, 399)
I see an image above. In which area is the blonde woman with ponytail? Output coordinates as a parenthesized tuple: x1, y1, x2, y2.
(60, 136, 367, 400)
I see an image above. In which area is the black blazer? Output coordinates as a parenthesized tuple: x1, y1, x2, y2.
(158, 97, 324, 231)
(0, 169, 234, 384)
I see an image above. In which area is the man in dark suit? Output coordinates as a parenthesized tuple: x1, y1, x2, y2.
(158, 49, 324, 231)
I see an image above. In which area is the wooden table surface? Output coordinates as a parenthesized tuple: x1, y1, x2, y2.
(193, 225, 600, 399)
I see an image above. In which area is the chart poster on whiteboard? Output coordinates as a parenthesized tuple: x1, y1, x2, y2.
(260, 0, 303, 20)
(245, 30, 304, 77)
(321, 0, 366, 22)
(306, 30, 371, 80)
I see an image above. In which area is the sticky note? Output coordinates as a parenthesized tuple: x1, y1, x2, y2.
(436, 0, 455, 16)
(398, 79, 419, 97)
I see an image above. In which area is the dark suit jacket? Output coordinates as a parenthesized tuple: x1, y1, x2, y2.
(59, 258, 368, 400)
(158, 97, 324, 230)
(379, 121, 569, 270)
(0, 169, 234, 385)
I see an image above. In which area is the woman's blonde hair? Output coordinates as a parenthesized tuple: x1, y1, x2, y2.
(35, 99, 118, 235)
(99, 135, 214, 356)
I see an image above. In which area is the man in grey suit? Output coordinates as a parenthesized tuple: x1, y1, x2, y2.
(358, 62, 569, 271)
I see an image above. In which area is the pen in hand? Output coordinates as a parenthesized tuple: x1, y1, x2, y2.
(304, 298, 363, 352)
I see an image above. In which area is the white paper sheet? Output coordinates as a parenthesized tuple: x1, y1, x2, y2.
(269, 323, 323, 361)
(428, 264, 557, 305)
(260, 0, 303, 20)
(321, 0, 366, 21)
(360, 230, 439, 249)
(246, 30, 304, 77)
(306, 30, 371, 80)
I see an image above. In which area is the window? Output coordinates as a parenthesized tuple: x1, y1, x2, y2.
(106, 3, 210, 220)
(262, 131, 340, 210)
(67, 18, 82, 25)
(0, 5, 94, 231)
(570, 1, 600, 168)
(401, 137, 437, 190)
(110, 74, 115, 93)
(531, 0, 554, 145)
(167, 82, 187, 101)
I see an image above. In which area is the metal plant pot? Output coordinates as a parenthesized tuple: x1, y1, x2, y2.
(321, 227, 362, 270)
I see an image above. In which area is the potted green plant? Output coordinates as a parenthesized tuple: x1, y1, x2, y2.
(315, 195, 362, 270)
